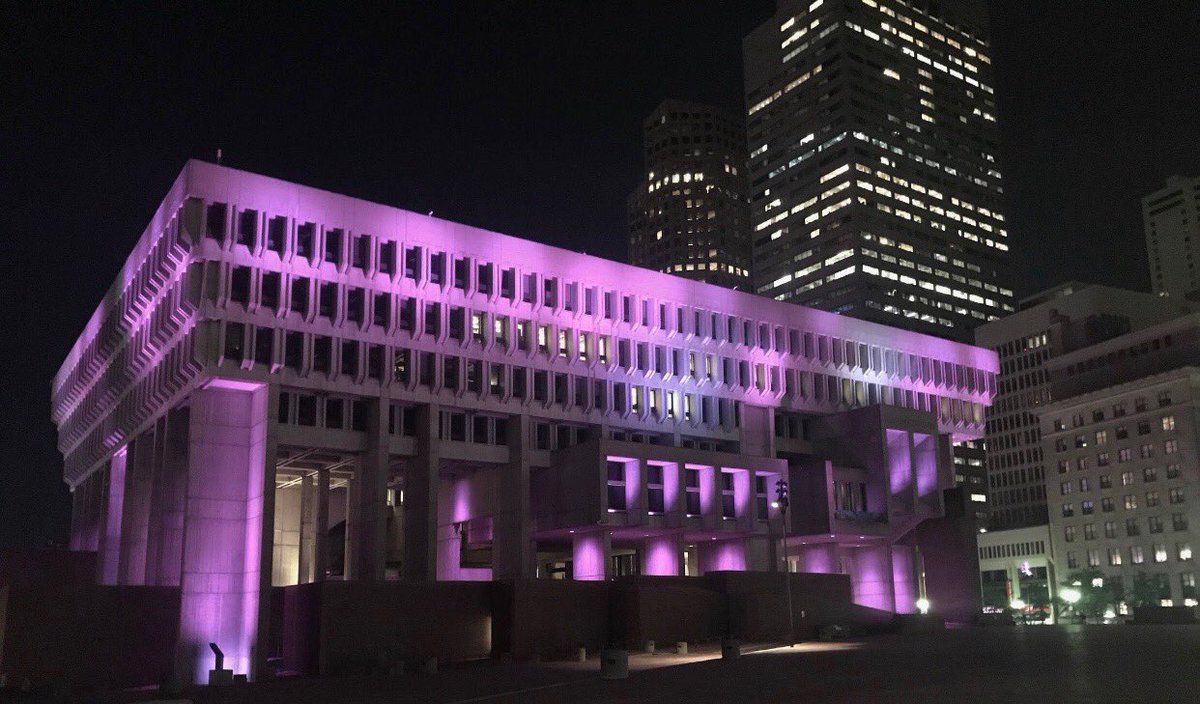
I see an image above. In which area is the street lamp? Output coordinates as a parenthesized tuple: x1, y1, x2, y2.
(776, 478, 794, 644)
(915, 598, 931, 614)
(1010, 598, 1026, 610)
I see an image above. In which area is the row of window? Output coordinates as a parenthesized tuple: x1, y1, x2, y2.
(1059, 465, 1185, 492)
(978, 539, 1045, 561)
(1055, 439, 1181, 461)
(1060, 488, 1186, 517)
(222, 322, 983, 427)
(1065, 514, 1189, 542)
(1066, 543, 1193, 569)
(211, 253, 993, 396)
(1052, 395, 1174, 431)
(605, 462, 773, 520)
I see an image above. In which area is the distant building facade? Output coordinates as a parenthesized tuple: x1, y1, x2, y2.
(53, 161, 997, 681)
(1042, 313, 1200, 608)
(628, 99, 751, 288)
(1144, 175, 1200, 300)
(743, 0, 1013, 342)
(977, 524, 1055, 618)
(975, 283, 1187, 531)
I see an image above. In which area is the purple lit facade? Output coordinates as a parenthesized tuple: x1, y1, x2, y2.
(53, 161, 997, 681)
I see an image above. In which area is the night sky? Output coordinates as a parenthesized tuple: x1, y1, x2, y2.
(2, 2, 1197, 549)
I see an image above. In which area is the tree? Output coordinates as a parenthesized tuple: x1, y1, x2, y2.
(1129, 572, 1167, 608)
(1060, 569, 1123, 619)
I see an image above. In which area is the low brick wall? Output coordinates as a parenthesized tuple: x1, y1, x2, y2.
(0, 584, 180, 691)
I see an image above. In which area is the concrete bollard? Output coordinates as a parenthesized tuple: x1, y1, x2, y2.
(646, 640, 656, 654)
(721, 638, 740, 660)
(600, 649, 629, 680)
(576, 647, 588, 662)
(676, 641, 688, 655)
(423, 658, 438, 674)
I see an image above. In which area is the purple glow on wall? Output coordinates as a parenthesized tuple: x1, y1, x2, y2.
(99, 448, 127, 586)
(624, 460, 642, 515)
(573, 533, 608, 581)
(886, 429, 912, 497)
(891, 545, 917, 614)
(451, 478, 473, 524)
(659, 462, 680, 514)
(699, 538, 746, 573)
(913, 433, 939, 500)
(694, 465, 716, 517)
(850, 546, 895, 612)
(643, 535, 682, 576)
(798, 543, 836, 574)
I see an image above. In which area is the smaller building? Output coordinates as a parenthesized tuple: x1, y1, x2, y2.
(1042, 314, 1200, 609)
(1144, 175, 1200, 300)
(977, 525, 1055, 621)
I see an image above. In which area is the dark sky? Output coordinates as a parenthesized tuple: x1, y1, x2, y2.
(1, 2, 1197, 549)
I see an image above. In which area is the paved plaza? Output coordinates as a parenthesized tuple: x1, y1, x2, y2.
(98, 624, 1200, 704)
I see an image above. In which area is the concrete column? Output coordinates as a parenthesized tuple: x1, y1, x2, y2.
(174, 381, 276, 684)
(272, 482, 303, 586)
(642, 533, 684, 576)
(403, 403, 440, 581)
(850, 544, 896, 612)
(348, 397, 389, 581)
(144, 416, 169, 584)
(493, 414, 531, 579)
(314, 467, 330, 581)
(298, 473, 315, 583)
(159, 408, 192, 586)
(98, 451, 127, 585)
(119, 429, 156, 585)
(573, 531, 611, 581)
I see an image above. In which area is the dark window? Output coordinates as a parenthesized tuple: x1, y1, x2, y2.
(648, 487, 665, 513)
(419, 352, 435, 387)
(367, 345, 383, 380)
(347, 288, 364, 324)
(494, 417, 509, 445)
(398, 297, 415, 330)
(424, 302, 441, 336)
(312, 336, 332, 372)
(261, 272, 280, 309)
(449, 307, 465, 340)
(341, 340, 358, 377)
(324, 228, 342, 264)
(533, 371, 548, 401)
(443, 356, 460, 389)
(379, 241, 395, 275)
(267, 216, 286, 254)
(224, 322, 244, 361)
(284, 332, 303, 370)
(205, 203, 227, 240)
(404, 246, 422, 279)
(454, 258, 469, 290)
(319, 283, 337, 319)
(325, 399, 344, 429)
(353, 235, 370, 269)
(253, 327, 273, 365)
(373, 293, 390, 327)
(237, 210, 257, 247)
(296, 223, 315, 258)
(478, 263, 493, 295)
(230, 266, 251, 304)
(297, 395, 317, 426)
(291, 278, 309, 314)
(429, 252, 445, 285)
(351, 400, 368, 432)
(501, 268, 515, 299)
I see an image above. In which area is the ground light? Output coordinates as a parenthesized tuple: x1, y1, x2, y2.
(915, 598, 930, 614)
(1010, 598, 1026, 610)
(1060, 588, 1081, 605)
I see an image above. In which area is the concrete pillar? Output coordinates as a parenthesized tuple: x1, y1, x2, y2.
(403, 403, 440, 581)
(119, 429, 156, 585)
(298, 473, 315, 583)
(144, 416, 169, 584)
(98, 451, 127, 585)
(272, 482, 303, 586)
(493, 414, 531, 579)
(642, 534, 684, 576)
(573, 531, 611, 581)
(314, 467, 330, 581)
(850, 544, 896, 612)
(174, 381, 277, 684)
(153, 408, 191, 586)
(348, 397, 389, 581)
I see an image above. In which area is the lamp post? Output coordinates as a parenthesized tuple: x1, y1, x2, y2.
(775, 478, 794, 645)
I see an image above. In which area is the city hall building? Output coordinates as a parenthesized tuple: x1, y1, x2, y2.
(52, 161, 997, 681)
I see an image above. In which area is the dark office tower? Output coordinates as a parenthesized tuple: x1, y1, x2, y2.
(743, 0, 1014, 342)
(628, 99, 752, 289)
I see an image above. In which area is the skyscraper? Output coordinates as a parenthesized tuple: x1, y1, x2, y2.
(743, 0, 1014, 342)
(1144, 175, 1200, 300)
(628, 99, 751, 288)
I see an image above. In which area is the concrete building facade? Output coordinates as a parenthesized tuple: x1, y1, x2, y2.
(976, 524, 1055, 618)
(1144, 175, 1200, 300)
(975, 283, 1189, 531)
(628, 99, 751, 288)
(743, 0, 1013, 342)
(1042, 314, 1200, 608)
(53, 161, 997, 682)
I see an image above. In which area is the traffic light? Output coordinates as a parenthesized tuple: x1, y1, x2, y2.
(775, 478, 789, 511)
